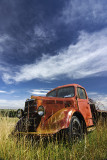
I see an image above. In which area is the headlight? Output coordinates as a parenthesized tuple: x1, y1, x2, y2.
(17, 109, 24, 119)
(38, 106, 45, 116)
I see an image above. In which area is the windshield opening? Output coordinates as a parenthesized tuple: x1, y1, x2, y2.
(57, 86, 75, 98)
(46, 90, 56, 97)
(46, 86, 75, 98)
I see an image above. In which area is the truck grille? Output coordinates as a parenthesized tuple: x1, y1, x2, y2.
(24, 99, 37, 116)
(23, 99, 41, 132)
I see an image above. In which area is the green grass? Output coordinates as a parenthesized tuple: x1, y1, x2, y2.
(0, 117, 107, 160)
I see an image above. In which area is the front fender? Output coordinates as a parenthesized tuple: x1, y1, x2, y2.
(36, 107, 78, 134)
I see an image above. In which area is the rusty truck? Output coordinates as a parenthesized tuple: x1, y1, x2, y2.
(14, 84, 107, 139)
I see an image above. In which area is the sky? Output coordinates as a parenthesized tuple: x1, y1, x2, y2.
(0, 0, 107, 110)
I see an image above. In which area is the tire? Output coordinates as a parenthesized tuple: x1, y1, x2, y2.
(68, 116, 82, 142)
(14, 117, 26, 132)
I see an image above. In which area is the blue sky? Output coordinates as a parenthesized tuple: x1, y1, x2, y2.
(0, 0, 107, 110)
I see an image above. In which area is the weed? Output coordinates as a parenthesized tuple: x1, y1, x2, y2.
(0, 117, 107, 160)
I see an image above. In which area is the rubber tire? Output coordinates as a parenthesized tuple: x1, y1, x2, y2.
(15, 117, 26, 132)
(68, 116, 82, 142)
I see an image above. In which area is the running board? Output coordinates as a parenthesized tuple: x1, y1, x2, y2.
(87, 126, 96, 132)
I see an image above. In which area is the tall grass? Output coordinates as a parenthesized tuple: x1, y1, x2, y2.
(0, 117, 107, 160)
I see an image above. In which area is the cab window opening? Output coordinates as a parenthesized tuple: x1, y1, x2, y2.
(57, 86, 75, 98)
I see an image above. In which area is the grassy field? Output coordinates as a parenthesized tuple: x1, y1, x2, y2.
(0, 117, 107, 160)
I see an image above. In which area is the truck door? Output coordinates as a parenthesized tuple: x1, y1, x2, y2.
(77, 87, 93, 127)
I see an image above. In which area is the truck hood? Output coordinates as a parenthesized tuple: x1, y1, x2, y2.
(30, 95, 74, 123)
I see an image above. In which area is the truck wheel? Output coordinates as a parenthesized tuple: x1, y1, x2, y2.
(68, 116, 82, 142)
(14, 117, 25, 132)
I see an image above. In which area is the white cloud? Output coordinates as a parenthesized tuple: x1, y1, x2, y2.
(2, 73, 13, 84)
(0, 99, 25, 109)
(0, 90, 7, 93)
(34, 26, 47, 38)
(29, 89, 50, 96)
(9, 90, 15, 94)
(61, 0, 107, 25)
(0, 35, 11, 55)
(30, 25, 56, 48)
(0, 90, 15, 94)
(0, 65, 8, 72)
(0, 35, 10, 43)
(2, 28, 107, 84)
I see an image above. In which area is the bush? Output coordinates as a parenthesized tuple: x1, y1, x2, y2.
(0, 109, 17, 117)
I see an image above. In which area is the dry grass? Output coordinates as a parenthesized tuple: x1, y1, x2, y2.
(0, 117, 107, 160)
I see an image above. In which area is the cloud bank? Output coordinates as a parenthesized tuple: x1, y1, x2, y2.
(29, 89, 49, 96)
(0, 99, 25, 109)
(2, 28, 107, 84)
(61, 0, 107, 26)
